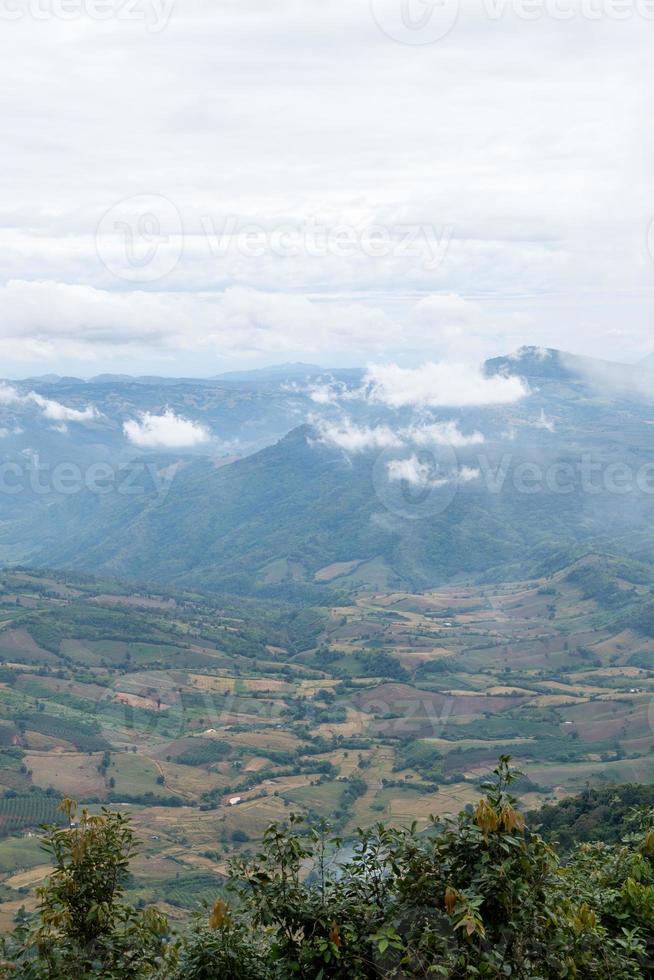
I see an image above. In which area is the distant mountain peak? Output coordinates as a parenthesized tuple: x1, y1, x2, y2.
(485, 347, 570, 381)
(485, 347, 648, 388)
(509, 345, 554, 361)
(213, 362, 324, 382)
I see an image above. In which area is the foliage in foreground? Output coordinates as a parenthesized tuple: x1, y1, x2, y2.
(1, 758, 653, 978)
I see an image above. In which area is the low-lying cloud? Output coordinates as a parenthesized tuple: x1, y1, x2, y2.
(123, 410, 211, 449)
(314, 417, 485, 455)
(387, 454, 481, 488)
(312, 419, 403, 454)
(0, 383, 98, 423)
(363, 362, 528, 409)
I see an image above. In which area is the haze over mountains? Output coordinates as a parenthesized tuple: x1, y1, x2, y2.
(2, 346, 654, 597)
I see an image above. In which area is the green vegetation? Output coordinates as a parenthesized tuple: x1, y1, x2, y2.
(0, 564, 652, 923)
(2, 759, 654, 977)
(21, 714, 109, 753)
(530, 783, 654, 850)
(0, 793, 64, 840)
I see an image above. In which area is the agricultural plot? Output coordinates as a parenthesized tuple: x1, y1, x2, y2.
(0, 560, 652, 922)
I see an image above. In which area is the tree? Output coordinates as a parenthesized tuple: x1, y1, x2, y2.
(1, 761, 653, 978)
(169, 901, 267, 980)
(0, 800, 170, 979)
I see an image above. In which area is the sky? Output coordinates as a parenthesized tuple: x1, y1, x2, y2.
(1, 0, 653, 378)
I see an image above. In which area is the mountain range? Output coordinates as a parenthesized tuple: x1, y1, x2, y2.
(2, 347, 654, 597)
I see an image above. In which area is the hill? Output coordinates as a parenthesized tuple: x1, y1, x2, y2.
(1, 756, 652, 977)
(20, 415, 654, 597)
(3, 347, 654, 596)
(0, 563, 652, 926)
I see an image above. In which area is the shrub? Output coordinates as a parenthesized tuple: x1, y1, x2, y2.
(1, 759, 653, 978)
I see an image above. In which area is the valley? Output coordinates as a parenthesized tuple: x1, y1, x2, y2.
(0, 558, 652, 930)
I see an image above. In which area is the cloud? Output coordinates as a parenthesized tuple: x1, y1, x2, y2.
(385, 454, 481, 489)
(305, 360, 525, 414)
(312, 418, 403, 454)
(507, 346, 551, 362)
(459, 465, 481, 482)
(1, 4, 653, 376)
(386, 455, 481, 489)
(28, 392, 97, 422)
(123, 410, 211, 449)
(387, 455, 436, 487)
(314, 416, 485, 454)
(0, 384, 21, 407)
(362, 362, 528, 408)
(0, 383, 97, 423)
(559, 351, 654, 403)
(308, 385, 334, 406)
(308, 382, 351, 406)
(407, 421, 485, 448)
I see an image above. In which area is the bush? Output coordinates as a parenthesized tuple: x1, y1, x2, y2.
(0, 800, 169, 978)
(1, 759, 653, 978)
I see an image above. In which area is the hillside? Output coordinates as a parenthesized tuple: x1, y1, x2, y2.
(0, 563, 652, 928)
(1, 756, 653, 977)
(23, 425, 654, 597)
(3, 347, 654, 597)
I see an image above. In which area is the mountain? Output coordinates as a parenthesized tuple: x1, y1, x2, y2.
(212, 362, 324, 382)
(0, 372, 322, 463)
(487, 346, 654, 398)
(20, 375, 84, 385)
(4, 347, 654, 596)
(213, 363, 363, 385)
(14, 414, 654, 596)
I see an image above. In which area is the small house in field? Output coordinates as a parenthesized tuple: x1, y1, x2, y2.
(229, 796, 242, 806)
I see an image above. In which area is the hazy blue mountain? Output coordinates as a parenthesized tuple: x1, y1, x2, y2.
(3, 348, 654, 596)
(212, 362, 324, 382)
(487, 346, 654, 396)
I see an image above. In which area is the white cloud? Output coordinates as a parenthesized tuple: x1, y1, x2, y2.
(386, 455, 481, 489)
(408, 421, 485, 448)
(387, 455, 436, 487)
(312, 418, 403, 454)
(0, 382, 97, 422)
(510, 346, 551, 362)
(29, 392, 97, 422)
(0, 384, 24, 406)
(1, 4, 653, 374)
(363, 362, 528, 408)
(123, 410, 211, 449)
(314, 416, 485, 454)
(308, 385, 334, 406)
(308, 382, 348, 406)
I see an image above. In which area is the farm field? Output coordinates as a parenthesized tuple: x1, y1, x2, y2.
(0, 557, 652, 923)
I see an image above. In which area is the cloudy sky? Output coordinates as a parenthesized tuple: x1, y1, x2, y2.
(1, 0, 653, 378)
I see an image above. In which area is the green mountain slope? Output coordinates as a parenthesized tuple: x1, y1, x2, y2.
(4, 348, 654, 596)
